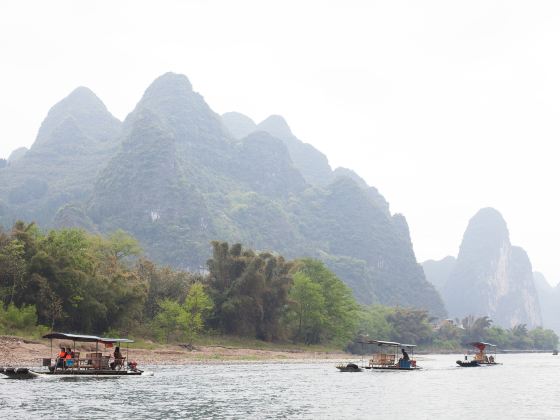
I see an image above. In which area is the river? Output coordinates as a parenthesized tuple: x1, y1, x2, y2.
(1, 353, 558, 419)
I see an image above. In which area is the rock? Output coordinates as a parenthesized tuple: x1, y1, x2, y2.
(441, 208, 542, 327)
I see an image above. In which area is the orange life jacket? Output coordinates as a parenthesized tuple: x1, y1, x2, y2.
(58, 351, 66, 358)
(65, 353, 72, 359)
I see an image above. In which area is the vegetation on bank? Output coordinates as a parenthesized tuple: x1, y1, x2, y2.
(0, 222, 557, 352)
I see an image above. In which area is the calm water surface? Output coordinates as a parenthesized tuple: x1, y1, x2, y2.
(1, 353, 559, 419)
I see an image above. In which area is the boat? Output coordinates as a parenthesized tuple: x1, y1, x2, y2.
(359, 340, 421, 370)
(336, 362, 363, 372)
(0, 332, 149, 379)
(456, 342, 500, 367)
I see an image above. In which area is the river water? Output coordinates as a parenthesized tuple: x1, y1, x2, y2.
(1, 353, 558, 419)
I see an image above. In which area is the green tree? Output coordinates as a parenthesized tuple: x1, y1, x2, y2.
(293, 259, 359, 344)
(0, 239, 26, 305)
(509, 324, 532, 349)
(153, 299, 184, 342)
(386, 307, 434, 345)
(461, 315, 492, 344)
(206, 242, 293, 340)
(180, 283, 213, 345)
(288, 272, 325, 344)
(529, 327, 559, 350)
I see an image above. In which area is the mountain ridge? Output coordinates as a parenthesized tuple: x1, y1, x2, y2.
(0, 72, 446, 317)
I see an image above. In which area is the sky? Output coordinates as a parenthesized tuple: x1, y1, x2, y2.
(1, 1, 560, 285)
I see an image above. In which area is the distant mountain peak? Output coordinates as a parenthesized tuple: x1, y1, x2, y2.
(443, 207, 542, 328)
(66, 86, 106, 106)
(257, 115, 294, 139)
(33, 85, 120, 149)
(222, 112, 256, 139)
(143, 72, 193, 99)
(460, 207, 509, 257)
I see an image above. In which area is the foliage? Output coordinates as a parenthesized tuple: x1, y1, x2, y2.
(352, 306, 433, 351)
(1, 223, 554, 352)
(287, 259, 359, 345)
(287, 272, 325, 344)
(0, 222, 147, 333)
(181, 283, 214, 344)
(206, 241, 293, 341)
(152, 283, 213, 344)
(0, 303, 47, 336)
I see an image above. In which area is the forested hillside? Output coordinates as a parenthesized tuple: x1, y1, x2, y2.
(0, 72, 445, 317)
(1, 223, 554, 351)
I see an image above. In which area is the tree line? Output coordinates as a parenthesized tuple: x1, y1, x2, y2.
(0, 223, 358, 345)
(0, 222, 557, 351)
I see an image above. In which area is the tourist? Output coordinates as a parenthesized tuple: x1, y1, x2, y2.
(56, 347, 67, 368)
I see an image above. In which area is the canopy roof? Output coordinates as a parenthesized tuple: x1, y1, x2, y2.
(101, 337, 135, 344)
(358, 339, 416, 348)
(469, 342, 496, 351)
(43, 332, 134, 344)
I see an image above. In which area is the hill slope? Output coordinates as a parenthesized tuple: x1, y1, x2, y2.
(1, 72, 446, 316)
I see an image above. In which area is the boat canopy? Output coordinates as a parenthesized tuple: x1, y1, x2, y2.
(358, 339, 416, 348)
(469, 342, 496, 351)
(43, 332, 134, 344)
(101, 337, 134, 344)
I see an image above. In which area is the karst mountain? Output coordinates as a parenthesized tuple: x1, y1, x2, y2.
(423, 208, 542, 328)
(0, 72, 445, 317)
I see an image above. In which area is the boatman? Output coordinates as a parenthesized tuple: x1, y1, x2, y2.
(401, 348, 410, 361)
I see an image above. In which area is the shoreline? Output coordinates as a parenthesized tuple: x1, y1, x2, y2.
(0, 335, 350, 367)
(1, 336, 554, 368)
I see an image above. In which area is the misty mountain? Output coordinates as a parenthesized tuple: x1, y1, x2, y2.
(533, 272, 560, 335)
(0, 87, 121, 226)
(7, 147, 27, 163)
(422, 256, 456, 295)
(222, 112, 257, 139)
(223, 112, 334, 187)
(425, 208, 541, 327)
(0, 72, 445, 317)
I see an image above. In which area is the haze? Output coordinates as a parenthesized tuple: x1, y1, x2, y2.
(1, 0, 559, 285)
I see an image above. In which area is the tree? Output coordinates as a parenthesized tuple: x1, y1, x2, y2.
(288, 272, 325, 344)
(206, 242, 293, 340)
(529, 327, 559, 350)
(386, 308, 434, 345)
(180, 283, 213, 345)
(510, 324, 531, 349)
(153, 299, 184, 342)
(0, 239, 26, 305)
(461, 316, 492, 344)
(358, 306, 394, 340)
(293, 259, 359, 344)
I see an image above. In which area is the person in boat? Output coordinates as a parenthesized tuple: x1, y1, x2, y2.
(64, 348, 73, 368)
(401, 348, 410, 361)
(489, 355, 495, 363)
(110, 346, 123, 370)
(56, 347, 67, 368)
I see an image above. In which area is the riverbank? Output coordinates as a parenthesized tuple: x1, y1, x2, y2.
(0, 335, 350, 367)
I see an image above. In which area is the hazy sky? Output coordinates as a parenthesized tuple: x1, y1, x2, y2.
(1, 1, 560, 285)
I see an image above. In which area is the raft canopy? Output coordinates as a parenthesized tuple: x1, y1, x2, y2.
(469, 342, 496, 351)
(43, 332, 134, 344)
(357, 339, 416, 348)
